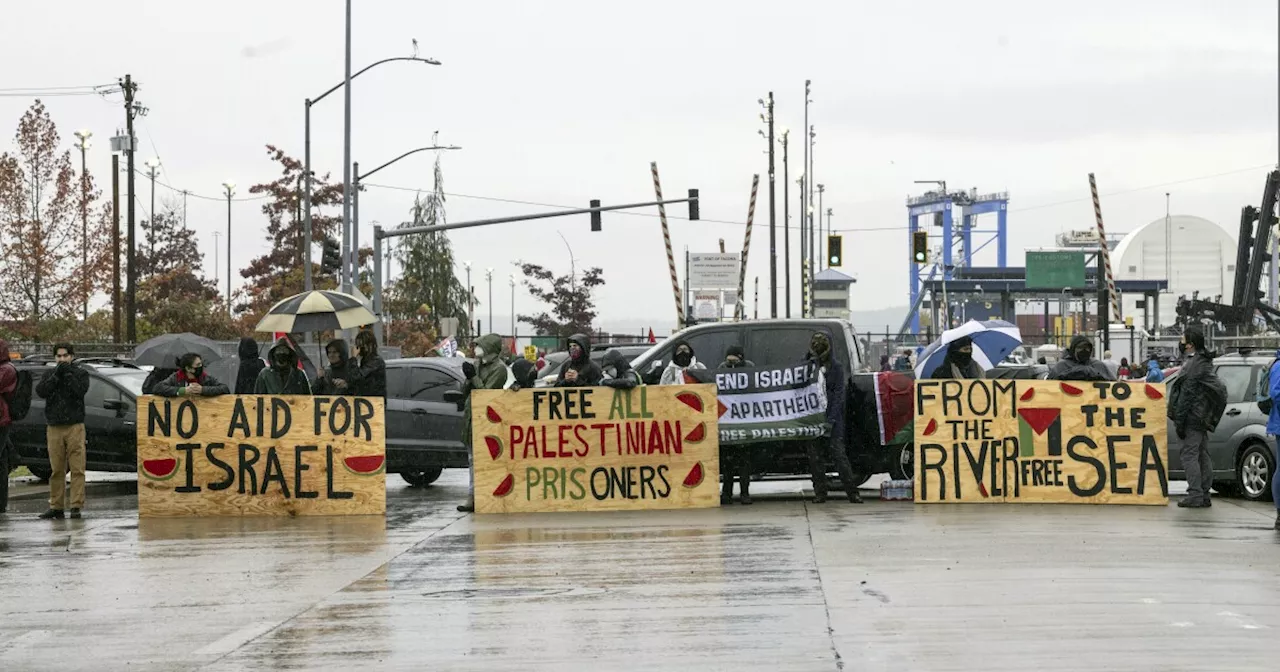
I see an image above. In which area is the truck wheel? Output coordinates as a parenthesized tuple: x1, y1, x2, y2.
(1236, 443, 1275, 502)
(401, 467, 444, 487)
(889, 444, 914, 481)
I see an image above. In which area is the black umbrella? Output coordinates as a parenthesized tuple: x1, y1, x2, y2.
(133, 333, 223, 368)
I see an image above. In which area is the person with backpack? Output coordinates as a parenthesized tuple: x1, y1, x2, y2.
(1265, 349, 1280, 530)
(0, 339, 18, 513)
(35, 343, 90, 520)
(1169, 327, 1226, 509)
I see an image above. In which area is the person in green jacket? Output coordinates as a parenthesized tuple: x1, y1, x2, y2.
(458, 333, 512, 512)
(254, 339, 313, 395)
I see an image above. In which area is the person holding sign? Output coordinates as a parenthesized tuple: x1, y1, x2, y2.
(660, 340, 705, 386)
(556, 334, 604, 387)
(601, 349, 642, 389)
(36, 343, 90, 520)
(804, 332, 862, 504)
(719, 345, 756, 505)
(153, 354, 230, 397)
(314, 340, 359, 396)
(458, 333, 512, 513)
(1049, 336, 1114, 382)
(254, 339, 313, 395)
(927, 337, 984, 379)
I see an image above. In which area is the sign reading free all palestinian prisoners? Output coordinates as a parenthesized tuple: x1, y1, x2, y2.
(686, 363, 827, 444)
(913, 379, 1168, 505)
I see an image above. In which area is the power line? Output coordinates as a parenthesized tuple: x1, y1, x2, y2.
(0, 83, 114, 92)
(132, 169, 270, 202)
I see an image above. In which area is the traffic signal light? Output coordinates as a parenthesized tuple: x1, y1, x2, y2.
(827, 235, 843, 267)
(688, 189, 700, 220)
(321, 236, 341, 275)
(590, 199, 601, 232)
(912, 231, 928, 264)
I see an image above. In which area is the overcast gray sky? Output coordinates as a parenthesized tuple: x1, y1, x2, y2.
(3, 0, 1277, 334)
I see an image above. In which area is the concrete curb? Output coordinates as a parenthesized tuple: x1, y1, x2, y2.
(7, 480, 137, 502)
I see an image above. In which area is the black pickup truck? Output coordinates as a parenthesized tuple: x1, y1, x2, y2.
(629, 318, 908, 486)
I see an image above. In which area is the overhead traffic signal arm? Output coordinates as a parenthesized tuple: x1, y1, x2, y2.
(586, 188, 700, 232)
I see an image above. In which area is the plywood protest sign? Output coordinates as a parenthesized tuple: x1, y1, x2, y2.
(913, 380, 1168, 505)
(472, 385, 720, 513)
(137, 395, 386, 517)
(686, 364, 827, 444)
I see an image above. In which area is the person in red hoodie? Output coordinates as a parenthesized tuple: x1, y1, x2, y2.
(0, 339, 16, 513)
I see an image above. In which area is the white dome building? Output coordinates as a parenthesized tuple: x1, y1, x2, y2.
(1112, 215, 1236, 326)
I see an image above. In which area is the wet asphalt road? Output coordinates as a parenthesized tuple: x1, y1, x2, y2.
(2, 471, 1279, 671)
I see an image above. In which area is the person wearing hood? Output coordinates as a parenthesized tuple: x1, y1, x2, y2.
(0, 338, 16, 512)
(601, 349, 642, 389)
(804, 332, 862, 504)
(660, 340, 706, 386)
(928, 336, 984, 379)
(154, 353, 230, 397)
(313, 339, 359, 396)
(556, 334, 604, 387)
(458, 333, 512, 512)
(254, 339, 313, 394)
(281, 333, 318, 383)
(1145, 357, 1165, 383)
(143, 359, 178, 395)
(1170, 327, 1221, 509)
(510, 357, 539, 391)
(719, 345, 754, 369)
(234, 337, 266, 394)
(1265, 349, 1280, 529)
(1048, 336, 1114, 381)
(718, 345, 756, 505)
(350, 329, 386, 397)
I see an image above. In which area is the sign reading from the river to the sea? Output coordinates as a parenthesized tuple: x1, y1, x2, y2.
(137, 395, 386, 517)
(685, 364, 827, 444)
(472, 385, 720, 513)
(913, 380, 1168, 505)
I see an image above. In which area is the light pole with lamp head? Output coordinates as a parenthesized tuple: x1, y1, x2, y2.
(486, 268, 494, 339)
(352, 144, 460, 283)
(222, 181, 235, 315)
(73, 129, 92, 320)
(463, 261, 473, 337)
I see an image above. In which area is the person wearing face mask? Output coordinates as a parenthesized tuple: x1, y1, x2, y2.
(313, 339, 358, 396)
(154, 353, 230, 397)
(254, 339, 313, 394)
(928, 336, 984, 379)
(1048, 335, 1114, 382)
(234, 337, 266, 395)
(719, 345, 754, 369)
(556, 334, 604, 387)
(600, 349, 642, 389)
(804, 332, 862, 504)
(660, 340, 705, 386)
(458, 333, 512, 513)
(718, 345, 756, 504)
(1169, 327, 1226, 509)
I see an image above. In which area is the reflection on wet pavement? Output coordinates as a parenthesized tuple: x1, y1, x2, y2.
(2, 470, 1279, 671)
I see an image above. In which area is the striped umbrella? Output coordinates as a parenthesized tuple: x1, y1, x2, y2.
(914, 319, 1024, 378)
(254, 290, 377, 334)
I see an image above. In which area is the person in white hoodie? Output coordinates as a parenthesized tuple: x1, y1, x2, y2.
(660, 339, 706, 385)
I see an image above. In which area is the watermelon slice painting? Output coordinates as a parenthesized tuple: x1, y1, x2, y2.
(141, 457, 179, 481)
(343, 454, 386, 476)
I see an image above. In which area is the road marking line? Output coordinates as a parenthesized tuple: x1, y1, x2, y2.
(0, 630, 52, 655)
(194, 622, 278, 656)
(1218, 611, 1267, 630)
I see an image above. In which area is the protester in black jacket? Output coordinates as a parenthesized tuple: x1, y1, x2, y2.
(314, 339, 359, 396)
(556, 333, 604, 387)
(1171, 327, 1219, 508)
(142, 360, 178, 395)
(804, 332, 862, 504)
(928, 336, 984, 379)
(235, 337, 265, 395)
(1049, 335, 1114, 382)
(350, 329, 386, 397)
(154, 353, 230, 397)
(35, 343, 90, 520)
(601, 349, 641, 389)
(510, 358, 539, 391)
(718, 345, 756, 505)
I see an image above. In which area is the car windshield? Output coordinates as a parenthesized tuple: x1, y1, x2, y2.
(105, 371, 147, 396)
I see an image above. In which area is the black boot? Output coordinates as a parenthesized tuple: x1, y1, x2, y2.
(39, 509, 64, 520)
(847, 490, 863, 504)
(1274, 513, 1280, 530)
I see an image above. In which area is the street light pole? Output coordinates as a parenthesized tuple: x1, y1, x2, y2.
(817, 183, 825, 270)
(341, 0, 353, 295)
(212, 231, 221, 284)
(463, 261, 473, 337)
(509, 274, 516, 344)
(486, 268, 494, 337)
(222, 181, 235, 315)
(798, 173, 806, 317)
(780, 128, 790, 318)
(352, 145, 461, 279)
(759, 93, 777, 318)
(73, 129, 91, 321)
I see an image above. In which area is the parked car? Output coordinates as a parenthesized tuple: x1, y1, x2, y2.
(628, 319, 897, 485)
(384, 357, 469, 486)
(987, 363, 1050, 380)
(11, 360, 149, 480)
(1165, 353, 1277, 501)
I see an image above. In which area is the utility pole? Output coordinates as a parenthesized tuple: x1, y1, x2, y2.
(802, 80, 810, 317)
(760, 93, 777, 318)
(826, 207, 833, 265)
(120, 74, 142, 344)
(817, 183, 825, 269)
(73, 130, 91, 321)
(509, 274, 516, 343)
(111, 150, 120, 343)
(212, 231, 221, 284)
(780, 128, 790, 318)
(182, 190, 188, 229)
(486, 268, 494, 337)
(341, 0, 354, 294)
(143, 159, 160, 262)
(809, 124, 816, 309)
(222, 182, 235, 315)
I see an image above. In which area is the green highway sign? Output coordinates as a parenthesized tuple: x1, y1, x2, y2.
(1025, 251, 1086, 290)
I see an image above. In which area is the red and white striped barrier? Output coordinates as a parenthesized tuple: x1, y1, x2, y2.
(1088, 173, 1122, 321)
(650, 162, 684, 328)
(734, 175, 760, 320)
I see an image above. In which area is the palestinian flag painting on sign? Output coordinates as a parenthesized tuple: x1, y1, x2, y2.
(1017, 407, 1062, 457)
